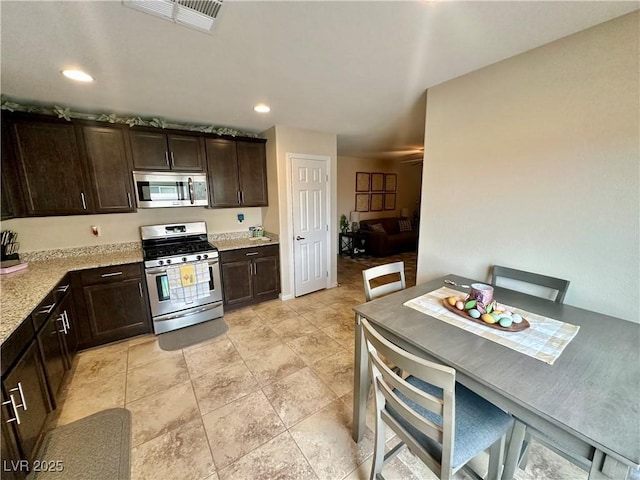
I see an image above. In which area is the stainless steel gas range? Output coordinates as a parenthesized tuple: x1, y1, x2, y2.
(141, 222, 223, 334)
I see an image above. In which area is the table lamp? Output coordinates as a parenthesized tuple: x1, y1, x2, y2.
(350, 211, 360, 232)
(400, 208, 409, 219)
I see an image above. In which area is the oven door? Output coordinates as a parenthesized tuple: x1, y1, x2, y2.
(145, 259, 223, 318)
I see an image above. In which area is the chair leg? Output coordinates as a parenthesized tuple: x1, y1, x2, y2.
(518, 432, 532, 469)
(487, 436, 505, 480)
(370, 417, 386, 480)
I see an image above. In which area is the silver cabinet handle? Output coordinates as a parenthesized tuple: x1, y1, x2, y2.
(188, 177, 195, 205)
(138, 282, 143, 298)
(57, 314, 68, 334)
(253, 263, 257, 275)
(236, 191, 241, 204)
(246, 252, 259, 256)
(165, 151, 170, 167)
(240, 191, 244, 204)
(38, 303, 56, 315)
(56, 284, 69, 293)
(81, 192, 87, 210)
(10, 383, 27, 412)
(127, 192, 132, 208)
(296, 236, 306, 241)
(2, 396, 21, 425)
(101, 271, 123, 278)
(170, 151, 175, 169)
(63, 311, 70, 331)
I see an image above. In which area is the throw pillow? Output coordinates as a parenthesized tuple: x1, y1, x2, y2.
(369, 223, 386, 233)
(398, 219, 412, 232)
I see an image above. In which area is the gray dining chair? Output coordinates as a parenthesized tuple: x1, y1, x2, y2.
(491, 265, 570, 304)
(361, 317, 514, 480)
(363, 261, 406, 301)
(491, 264, 571, 471)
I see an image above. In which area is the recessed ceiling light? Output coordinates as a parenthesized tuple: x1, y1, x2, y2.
(254, 104, 270, 113)
(61, 70, 94, 82)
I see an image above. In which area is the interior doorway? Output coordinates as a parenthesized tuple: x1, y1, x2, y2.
(290, 154, 330, 297)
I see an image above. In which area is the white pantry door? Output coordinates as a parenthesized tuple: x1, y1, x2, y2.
(291, 156, 328, 297)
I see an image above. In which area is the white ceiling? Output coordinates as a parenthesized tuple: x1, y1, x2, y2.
(1, 1, 637, 159)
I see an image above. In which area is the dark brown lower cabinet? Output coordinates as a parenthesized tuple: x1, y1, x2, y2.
(36, 315, 67, 404)
(79, 263, 151, 346)
(1, 390, 26, 480)
(1, 342, 51, 465)
(220, 245, 280, 311)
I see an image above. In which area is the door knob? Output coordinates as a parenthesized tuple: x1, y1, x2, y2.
(296, 236, 305, 240)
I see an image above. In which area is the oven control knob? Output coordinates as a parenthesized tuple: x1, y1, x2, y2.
(158, 260, 164, 266)
(182, 257, 187, 262)
(203, 254, 208, 260)
(166, 259, 171, 264)
(196, 255, 202, 260)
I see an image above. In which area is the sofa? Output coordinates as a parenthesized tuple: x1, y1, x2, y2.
(359, 217, 418, 257)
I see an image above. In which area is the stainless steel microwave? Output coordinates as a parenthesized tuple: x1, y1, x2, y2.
(132, 171, 208, 208)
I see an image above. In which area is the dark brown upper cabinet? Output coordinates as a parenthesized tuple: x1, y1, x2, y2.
(81, 125, 135, 213)
(130, 128, 205, 172)
(9, 117, 93, 216)
(205, 138, 268, 208)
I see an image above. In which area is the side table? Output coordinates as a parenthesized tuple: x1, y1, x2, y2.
(339, 232, 366, 258)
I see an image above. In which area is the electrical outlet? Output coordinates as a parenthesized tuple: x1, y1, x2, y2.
(91, 225, 100, 237)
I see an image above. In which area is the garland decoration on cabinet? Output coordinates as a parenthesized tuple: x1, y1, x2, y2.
(0, 95, 261, 138)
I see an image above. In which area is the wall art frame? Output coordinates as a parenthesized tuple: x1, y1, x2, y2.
(370, 193, 384, 211)
(355, 193, 370, 212)
(384, 173, 397, 192)
(384, 193, 396, 210)
(371, 173, 385, 192)
(356, 172, 371, 192)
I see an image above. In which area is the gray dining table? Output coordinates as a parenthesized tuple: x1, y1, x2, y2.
(352, 274, 640, 480)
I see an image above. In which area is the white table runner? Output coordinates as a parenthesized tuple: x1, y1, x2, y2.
(403, 286, 580, 365)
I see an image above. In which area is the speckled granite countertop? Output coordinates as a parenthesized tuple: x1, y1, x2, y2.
(1, 245, 143, 345)
(211, 232, 279, 251)
(0, 233, 280, 344)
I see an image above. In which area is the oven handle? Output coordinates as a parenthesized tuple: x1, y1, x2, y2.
(146, 259, 219, 275)
(154, 302, 222, 322)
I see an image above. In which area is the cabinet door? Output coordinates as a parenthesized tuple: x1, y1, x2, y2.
(252, 255, 280, 301)
(220, 260, 253, 306)
(82, 125, 135, 213)
(11, 119, 91, 215)
(1, 174, 15, 221)
(205, 139, 240, 207)
(83, 277, 151, 344)
(167, 134, 204, 172)
(1, 119, 24, 220)
(1, 396, 26, 480)
(36, 313, 67, 404)
(2, 342, 50, 462)
(237, 141, 268, 206)
(57, 292, 78, 364)
(129, 130, 170, 170)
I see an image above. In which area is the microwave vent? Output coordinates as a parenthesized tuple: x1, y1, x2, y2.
(123, 0, 223, 33)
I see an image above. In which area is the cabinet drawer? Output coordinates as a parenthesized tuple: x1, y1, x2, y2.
(79, 263, 142, 285)
(30, 290, 57, 332)
(220, 245, 279, 263)
(30, 276, 71, 332)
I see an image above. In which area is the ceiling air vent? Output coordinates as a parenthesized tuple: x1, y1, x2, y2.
(123, 0, 223, 33)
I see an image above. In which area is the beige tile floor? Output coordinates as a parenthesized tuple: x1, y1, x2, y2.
(52, 254, 586, 480)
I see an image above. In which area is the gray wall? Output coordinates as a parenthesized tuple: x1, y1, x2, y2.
(417, 12, 639, 322)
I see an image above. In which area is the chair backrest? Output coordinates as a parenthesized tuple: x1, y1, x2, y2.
(491, 265, 570, 304)
(361, 318, 456, 478)
(362, 261, 406, 301)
